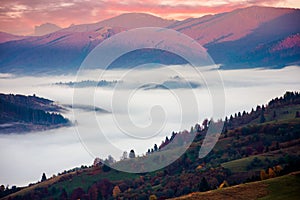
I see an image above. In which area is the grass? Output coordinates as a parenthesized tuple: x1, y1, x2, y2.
(172, 171, 300, 200)
(4, 169, 139, 199)
(268, 105, 300, 121)
(221, 155, 275, 173)
(2, 174, 65, 199)
(50, 169, 139, 194)
(113, 145, 189, 173)
(259, 172, 300, 200)
(249, 104, 300, 125)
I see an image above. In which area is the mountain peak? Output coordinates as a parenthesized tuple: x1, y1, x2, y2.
(97, 12, 177, 29)
(34, 23, 62, 36)
(61, 12, 176, 33)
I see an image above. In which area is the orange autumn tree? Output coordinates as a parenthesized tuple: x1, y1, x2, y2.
(113, 185, 121, 198)
(274, 165, 283, 174)
(268, 168, 276, 178)
(260, 169, 269, 180)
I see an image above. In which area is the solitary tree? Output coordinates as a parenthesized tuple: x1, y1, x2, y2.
(274, 165, 283, 175)
(113, 185, 121, 198)
(165, 136, 169, 143)
(129, 149, 136, 158)
(41, 173, 47, 182)
(202, 119, 208, 129)
(268, 168, 276, 178)
(149, 194, 157, 200)
(260, 169, 269, 180)
(190, 126, 194, 134)
(121, 151, 128, 160)
(154, 144, 158, 151)
(238, 112, 241, 118)
(93, 157, 102, 166)
(0, 185, 5, 192)
(107, 155, 115, 164)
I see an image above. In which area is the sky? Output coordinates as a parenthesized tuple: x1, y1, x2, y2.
(0, 0, 300, 35)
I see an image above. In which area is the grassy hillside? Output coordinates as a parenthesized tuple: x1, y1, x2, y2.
(172, 171, 300, 200)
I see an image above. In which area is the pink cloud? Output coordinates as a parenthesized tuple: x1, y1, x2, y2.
(0, 0, 299, 35)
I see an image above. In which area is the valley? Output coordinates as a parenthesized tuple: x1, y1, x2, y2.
(1, 91, 300, 199)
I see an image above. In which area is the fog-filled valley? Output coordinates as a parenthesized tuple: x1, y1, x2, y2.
(0, 65, 300, 186)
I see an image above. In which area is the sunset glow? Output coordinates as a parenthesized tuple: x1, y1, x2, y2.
(0, 0, 300, 35)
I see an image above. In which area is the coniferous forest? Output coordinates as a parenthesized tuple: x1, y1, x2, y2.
(0, 93, 69, 133)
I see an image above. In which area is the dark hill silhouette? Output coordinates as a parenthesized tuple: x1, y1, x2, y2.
(0, 93, 69, 133)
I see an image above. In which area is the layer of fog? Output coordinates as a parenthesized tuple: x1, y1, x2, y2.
(0, 65, 300, 186)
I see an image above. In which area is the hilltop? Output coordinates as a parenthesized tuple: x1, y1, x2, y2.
(1, 91, 299, 199)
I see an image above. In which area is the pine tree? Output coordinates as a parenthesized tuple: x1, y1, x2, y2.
(272, 111, 277, 119)
(41, 173, 47, 182)
(260, 111, 266, 123)
(202, 119, 208, 129)
(199, 177, 210, 191)
(296, 111, 300, 118)
(154, 144, 158, 151)
(129, 149, 136, 158)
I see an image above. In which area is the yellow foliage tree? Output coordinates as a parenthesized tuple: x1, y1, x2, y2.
(149, 194, 157, 200)
(113, 185, 121, 198)
(196, 165, 203, 171)
(218, 180, 229, 189)
(260, 169, 269, 180)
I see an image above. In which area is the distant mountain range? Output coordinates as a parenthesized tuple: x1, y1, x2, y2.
(0, 32, 29, 44)
(0, 6, 299, 74)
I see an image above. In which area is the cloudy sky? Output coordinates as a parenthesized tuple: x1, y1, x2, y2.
(0, 0, 300, 35)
